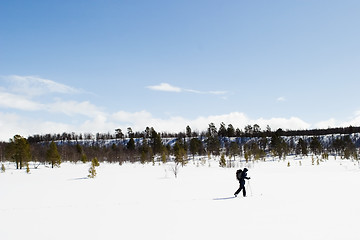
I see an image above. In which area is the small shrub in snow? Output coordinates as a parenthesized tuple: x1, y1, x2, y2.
(322, 152, 329, 160)
(88, 157, 100, 178)
(219, 154, 226, 168)
(1, 163, 5, 173)
(26, 163, 30, 174)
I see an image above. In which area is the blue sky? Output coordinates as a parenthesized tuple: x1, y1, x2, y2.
(1, 0, 360, 140)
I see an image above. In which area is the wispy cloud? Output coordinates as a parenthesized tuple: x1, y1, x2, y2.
(147, 82, 227, 96)
(3, 75, 80, 96)
(0, 75, 102, 117)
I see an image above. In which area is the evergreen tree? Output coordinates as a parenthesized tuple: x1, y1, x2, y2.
(206, 123, 220, 155)
(253, 124, 261, 134)
(310, 137, 322, 156)
(115, 128, 124, 139)
(227, 124, 236, 138)
(343, 135, 356, 159)
(244, 125, 253, 135)
(218, 122, 227, 137)
(75, 143, 83, 155)
(296, 138, 308, 157)
(270, 133, 288, 159)
(5, 135, 31, 169)
(81, 153, 88, 163)
(229, 141, 239, 160)
(46, 141, 61, 168)
(186, 125, 192, 138)
(189, 138, 201, 159)
(259, 136, 268, 151)
(173, 141, 187, 166)
(150, 128, 162, 155)
(127, 137, 136, 151)
(235, 128, 242, 137)
(88, 157, 100, 178)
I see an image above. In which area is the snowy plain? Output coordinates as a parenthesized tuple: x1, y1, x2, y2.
(1, 156, 360, 240)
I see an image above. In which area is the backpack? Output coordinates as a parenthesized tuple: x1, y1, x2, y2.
(236, 169, 242, 181)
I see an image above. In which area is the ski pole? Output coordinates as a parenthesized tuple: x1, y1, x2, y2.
(248, 180, 253, 197)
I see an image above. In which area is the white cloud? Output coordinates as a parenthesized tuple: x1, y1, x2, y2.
(147, 82, 227, 96)
(255, 117, 310, 130)
(338, 110, 360, 127)
(0, 90, 45, 111)
(109, 111, 311, 134)
(4, 75, 79, 96)
(314, 118, 337, 129)
(0, 112, 72, 140)
(147, 83, 182, 92)
(48, 100, 104, 117)
(277, 97, 286, 102)
(112, 110, 152, 123)
(209, 91, 227, 95)
(314, 111, 360, 129)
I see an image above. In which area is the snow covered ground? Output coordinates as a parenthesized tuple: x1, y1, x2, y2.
(1, 156, 360, 240)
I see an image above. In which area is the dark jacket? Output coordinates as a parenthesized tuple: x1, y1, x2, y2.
(240, 169, 250, 184)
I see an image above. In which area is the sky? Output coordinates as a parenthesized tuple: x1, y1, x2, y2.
(1, 0, 360, 140)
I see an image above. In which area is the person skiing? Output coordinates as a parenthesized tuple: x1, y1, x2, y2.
(234, 168, 250, 197)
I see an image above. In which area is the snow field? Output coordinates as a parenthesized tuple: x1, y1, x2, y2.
(1, 156, 360, 240)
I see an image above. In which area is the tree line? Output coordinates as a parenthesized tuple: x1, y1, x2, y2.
(0, 124, 359, 170)
(22, 125, 360, 143)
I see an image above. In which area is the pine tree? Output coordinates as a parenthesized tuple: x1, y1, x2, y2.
(5, 135, 31, 169)
(81, 154, 88, 163)
(150, 128, 162, 155)
(227, 124, 235, 138)
(189, 138, 201, 159)
(229, 142, 239, 160)
(186, 125, 192, 138)
(296, 138, 308, 157)
(46, 141, 61, 168)
(173, 141, 187, 167)
(310, 137, 322, 156)
(127, 137, 135, 151)
(88, 157, 100, 178)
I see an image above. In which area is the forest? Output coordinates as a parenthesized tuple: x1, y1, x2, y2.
(1, 123, 360, 170)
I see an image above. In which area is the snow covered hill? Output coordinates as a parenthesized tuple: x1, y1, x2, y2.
(1, 156, 360, 240)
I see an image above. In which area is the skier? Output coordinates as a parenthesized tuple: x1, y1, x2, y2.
(234, 168, 250, 197)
